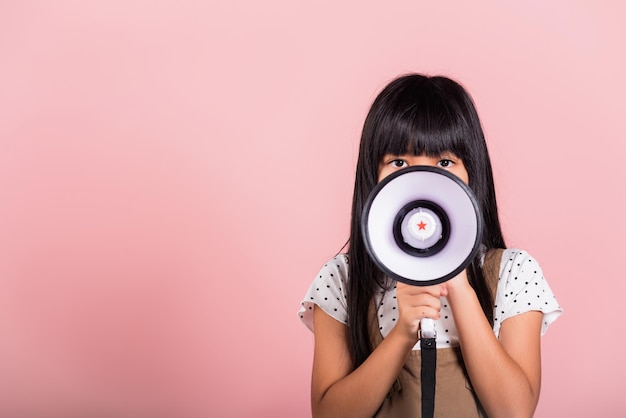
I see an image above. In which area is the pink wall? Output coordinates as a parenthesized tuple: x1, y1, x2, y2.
(0, 1, 624, 416)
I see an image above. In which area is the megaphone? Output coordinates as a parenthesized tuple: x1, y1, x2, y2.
(361, 166, 483, 417)
(362, 165, 482, 286)
(361, 165, 483, 337)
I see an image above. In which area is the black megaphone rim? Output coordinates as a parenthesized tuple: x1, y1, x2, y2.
(361, 165, 483, 286)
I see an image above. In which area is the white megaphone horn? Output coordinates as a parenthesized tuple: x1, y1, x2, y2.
(361, 165, 483, 338)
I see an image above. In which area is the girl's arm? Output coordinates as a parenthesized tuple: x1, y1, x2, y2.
(311, 283, 444, 418)
(444, 273, 542, 418)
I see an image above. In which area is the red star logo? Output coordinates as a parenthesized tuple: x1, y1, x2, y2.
(417, 220, 427, 230)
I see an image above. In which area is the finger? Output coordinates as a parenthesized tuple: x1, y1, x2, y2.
(402, 298, 442, 313)
(408, 306, 441, 321)
(396, 282, 446, 298)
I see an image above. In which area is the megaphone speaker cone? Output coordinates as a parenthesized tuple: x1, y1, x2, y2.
(393, 200, 450, 256)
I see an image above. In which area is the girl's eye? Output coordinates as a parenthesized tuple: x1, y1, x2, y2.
(391, 160, 407, 168)
(438, 159, 454, 168)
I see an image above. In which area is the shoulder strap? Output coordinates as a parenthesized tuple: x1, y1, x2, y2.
(482, 248, 504, 298)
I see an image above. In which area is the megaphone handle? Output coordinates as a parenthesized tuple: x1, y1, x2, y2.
(420, 318, 436, 339)
(420, 317, 436, 418)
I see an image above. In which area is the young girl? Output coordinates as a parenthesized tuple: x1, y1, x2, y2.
(298, 74, 562, 418)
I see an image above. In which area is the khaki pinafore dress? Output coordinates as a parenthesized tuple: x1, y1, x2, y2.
(370, 249, 503, 418)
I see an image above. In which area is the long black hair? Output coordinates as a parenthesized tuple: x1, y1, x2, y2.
(346, 74, 506, 369)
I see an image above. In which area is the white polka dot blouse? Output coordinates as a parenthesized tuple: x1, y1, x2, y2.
(298, 249, 562, 350)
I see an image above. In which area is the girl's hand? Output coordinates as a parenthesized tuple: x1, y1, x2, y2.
(391, 281, 446, 346)
(443, 269, 471, 296)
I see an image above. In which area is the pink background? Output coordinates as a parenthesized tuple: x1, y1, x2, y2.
(0, 1, 624, 417)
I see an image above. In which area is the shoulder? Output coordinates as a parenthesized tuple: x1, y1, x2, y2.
(297, 254, 350, 332)
(493, 248, 563, 337)
(497, 248, 542, 279)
